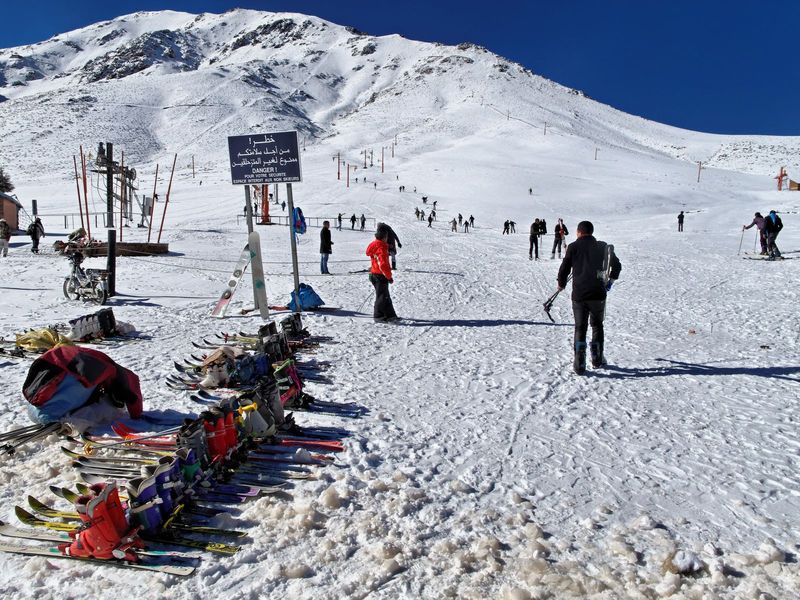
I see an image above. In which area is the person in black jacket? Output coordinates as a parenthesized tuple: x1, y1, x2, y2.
(378, 222, 402, 269)
(28, 218, 45, 254)
(529, 219, 541, 260)
(557, 221, 622, 374)
(320, 220, 333, 274)
(677, 211, 684, 232)
(763, 210, 783, 259)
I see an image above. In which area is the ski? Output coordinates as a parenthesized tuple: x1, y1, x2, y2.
(211, 243, 251, 318)
(0, 540, 196, 576)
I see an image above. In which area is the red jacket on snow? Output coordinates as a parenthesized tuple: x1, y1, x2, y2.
(366, 239, 393, 281)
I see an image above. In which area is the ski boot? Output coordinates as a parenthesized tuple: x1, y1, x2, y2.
(573, 341, 587, 375)
(177, 419, 211, 468)
(144, 455, 181, 518)
(60, 483, 141, 560)
(127, 476, 164, 537)
(590, 342, 606, 368)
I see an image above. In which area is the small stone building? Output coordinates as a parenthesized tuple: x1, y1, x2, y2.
(0, 192, 22, 231)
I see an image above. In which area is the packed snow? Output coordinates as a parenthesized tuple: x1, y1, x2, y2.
(0, 9, 799, 599)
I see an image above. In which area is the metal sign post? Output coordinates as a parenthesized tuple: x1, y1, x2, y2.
(227, 131, 303, 314)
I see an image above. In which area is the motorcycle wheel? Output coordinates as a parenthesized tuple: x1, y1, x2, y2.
(91, 282, 107, 305)
(63, 277, 80, 300)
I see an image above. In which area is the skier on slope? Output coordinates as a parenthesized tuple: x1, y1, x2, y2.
(427, 214, 433, 228)
(529, 218, 541, 260)
(469, 215, 474, 228)
(366, 225, 398, 323)
(415, 207, 420, 220)
(551, 218, 569, 259)
(360, 214, 366, 231)
(556, 221, 622, 375)
(458, 214, 463, 226)
(451, 218, 458, 232)
(350, 214, 357, 230)
(337, 213, 343, 231)
(677, 211, 685, 232)
(378, 222, 402, 269)
(763, 210, 784, 259)
(743, 212, 767, 255)
(510, 221, 516, 234)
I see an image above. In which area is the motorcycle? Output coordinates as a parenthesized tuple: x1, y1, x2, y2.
(63, 251, 108, 305)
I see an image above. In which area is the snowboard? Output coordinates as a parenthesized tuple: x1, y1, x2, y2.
(211, 243, 251, 318)
(248, 231, 269, 320)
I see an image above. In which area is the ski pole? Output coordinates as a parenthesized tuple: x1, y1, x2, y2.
(357, 290, 375, 313)
(737, 228, 745, 255)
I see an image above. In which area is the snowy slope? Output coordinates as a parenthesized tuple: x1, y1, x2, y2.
(0, 9, 799, 600)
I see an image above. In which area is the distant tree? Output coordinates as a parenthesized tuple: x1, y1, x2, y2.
(0, 167, 13, 194)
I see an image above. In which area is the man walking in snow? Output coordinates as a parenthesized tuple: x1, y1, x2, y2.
(337, 213, 343, 231)
(677, 211, 685, 232)
(503, 220, 510, 235)
(360, 214, 366, 231)
(320, 220, 333, 274)
(427, 214, 433, 228)
(557, 221, 622, 375)
(451, 218, 458, 232)
(743, 212, 767, 255)
(366, 225, 397, 323)
(28, 218, 45, 254)
(0, 218, 10, 257)
(350, 214, 357, 230)
(469, 215, 474, 228)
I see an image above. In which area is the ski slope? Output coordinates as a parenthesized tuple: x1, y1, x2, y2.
(0, 9, 799, 600)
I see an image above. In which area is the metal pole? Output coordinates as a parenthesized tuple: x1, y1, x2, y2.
(595, 148, 598, 160)
(244, 185, 253, 234)
(286, 183, 301, 313)
(156, 153, 177, 244)
(697, 161, 702, 183)
(105, 142, 116, 297)
(147, 164, 159, 243)
(119, 152, 124, 242)
(346, 163, 350, 188)
(192, 155, 195, 179)
(737, 229, 745, 255)
(72, 156, 84, 230)
(381, 147, 384, 173)
(337, 152, 340, 180)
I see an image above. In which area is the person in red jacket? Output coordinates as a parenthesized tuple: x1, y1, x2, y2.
(365, 225, 398, 322)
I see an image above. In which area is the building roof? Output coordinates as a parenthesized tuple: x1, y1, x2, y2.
(0, 192, 23, 208)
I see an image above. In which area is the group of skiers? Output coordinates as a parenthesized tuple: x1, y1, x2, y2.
(743, 210, 784, 259)
(502, 220, 517, 234)
(0, 217, 44, 256)
(336, 213, 367, 231)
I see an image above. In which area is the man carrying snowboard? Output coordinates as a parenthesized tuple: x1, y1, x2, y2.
(556, 221, 621, 374)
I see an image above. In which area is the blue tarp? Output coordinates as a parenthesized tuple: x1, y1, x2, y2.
(288, 283, 324, 312)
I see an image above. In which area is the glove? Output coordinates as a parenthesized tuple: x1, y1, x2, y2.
(388, 278, 394, 284)
(397, 243, 402, 249)
(606, 279, 616, 292)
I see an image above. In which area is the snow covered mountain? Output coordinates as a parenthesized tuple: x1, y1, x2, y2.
(1, 9, 798, 181)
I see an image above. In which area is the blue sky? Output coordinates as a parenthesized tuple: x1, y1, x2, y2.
(2, 1, 797, 135)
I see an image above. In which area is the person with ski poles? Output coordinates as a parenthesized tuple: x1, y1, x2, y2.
(556, 221, 621, 375)
(469, 215, 474, 228)
(742, 212, 767, 255)
(763, 210, 783, 259)
(529, 218, 541, 260)
(551, 218, 568, 259)
(366, 225, 398, 323)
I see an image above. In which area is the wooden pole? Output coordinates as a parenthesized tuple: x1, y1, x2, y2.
(347, 163, 350, 188)
(80, 146, 91, 240)
(73, 156, 85, 230)
(147, 164, 159, 243)
(157, 153, 178, 244)
(697, 161, 702, 183)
